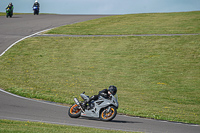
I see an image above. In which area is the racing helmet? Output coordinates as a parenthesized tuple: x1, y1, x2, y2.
(35, 0, 38, 3)
(108, 85, 117, 95)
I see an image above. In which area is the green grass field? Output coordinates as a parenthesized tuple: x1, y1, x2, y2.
(0, 119, 135, 133)
(0, 11, 200, 126)
(1, 35, 199, 124)
(46, 11, 200, 35)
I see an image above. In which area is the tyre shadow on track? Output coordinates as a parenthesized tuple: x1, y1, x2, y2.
(78, 117, 142, 124)
(11, 16, 22, 18)
(4, 16, 22, 18)
(111, 120, 142, 124)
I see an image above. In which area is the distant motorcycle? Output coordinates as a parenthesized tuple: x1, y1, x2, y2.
(33, 6, 39, 15)
(68, 92, 119, 121)
(6, 8, 13, 18)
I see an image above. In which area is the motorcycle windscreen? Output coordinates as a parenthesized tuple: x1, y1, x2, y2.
(114, 94, 118, 102)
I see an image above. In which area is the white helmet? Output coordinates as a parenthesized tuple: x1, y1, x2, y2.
(35, 0, 38, 2)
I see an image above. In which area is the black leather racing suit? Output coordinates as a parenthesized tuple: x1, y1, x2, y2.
(82, 89, 110, 108)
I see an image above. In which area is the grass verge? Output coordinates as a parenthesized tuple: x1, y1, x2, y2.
(0, 35, 199, 124)
(0, 12, 26, 16)
(46, 11, 200, 35)
(0, 12, 5, 16)
(0, 119, 135, 133)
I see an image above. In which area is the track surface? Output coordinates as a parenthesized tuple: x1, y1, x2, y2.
(0, 14, 108, 55)
(0, 14, 200, 133)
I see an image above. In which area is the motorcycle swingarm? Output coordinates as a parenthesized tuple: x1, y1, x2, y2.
(81, 109, 99, 118)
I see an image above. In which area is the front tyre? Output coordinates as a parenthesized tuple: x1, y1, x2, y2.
(68, 104, 81, 118)
(100, 106, 117, 121)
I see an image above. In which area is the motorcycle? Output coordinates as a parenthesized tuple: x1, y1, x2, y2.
(68, 92, 119, 121)
(33, 6, 39, 15)
(6, 8, 13, 18)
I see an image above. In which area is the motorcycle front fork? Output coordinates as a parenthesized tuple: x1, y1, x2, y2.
(106, 106, 111, 113)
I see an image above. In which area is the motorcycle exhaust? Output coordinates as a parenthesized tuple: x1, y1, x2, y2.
(74, 98, 85, 112)
(74, 98, 80, 105)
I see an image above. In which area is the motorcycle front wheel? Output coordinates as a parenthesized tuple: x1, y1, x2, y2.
(100, 106, 117, 121)
(68, 104, 81, 118)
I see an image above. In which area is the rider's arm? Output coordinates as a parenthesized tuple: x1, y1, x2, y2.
(99, 89, 109, 98)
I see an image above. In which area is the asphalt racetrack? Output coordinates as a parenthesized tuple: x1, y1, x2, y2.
(0, 14, 200, 133)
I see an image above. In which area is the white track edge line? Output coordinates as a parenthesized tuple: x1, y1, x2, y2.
(0, 28, 53, 57)
(1, 88, 199, 127)
(0, 89, 67, 108)
(0, 116, 134, 132)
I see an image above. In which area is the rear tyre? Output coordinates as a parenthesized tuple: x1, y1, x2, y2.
(100, 106, 117, 121)
(68, 104, 81, 118)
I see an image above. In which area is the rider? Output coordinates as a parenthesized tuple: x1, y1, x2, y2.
(33, 0, 40, 10)
(6, 3, 14, 15)
(82, 85, 117, 109)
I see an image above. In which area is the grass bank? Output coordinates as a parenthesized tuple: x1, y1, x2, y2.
(0, 35, 199, 124)
(0, 119, 134, 133)
(0, 12, 5, 16)
(0, 12, 26, 16)
(46, 11, 200, 35)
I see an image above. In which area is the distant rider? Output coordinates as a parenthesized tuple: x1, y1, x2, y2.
(6, 3, 14, 15)
(82, 85, 117, 109)
(33, 0, 40, 10)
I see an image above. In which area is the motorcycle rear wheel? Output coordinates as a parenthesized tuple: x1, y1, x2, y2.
(100, 106, 117, 121)
(68, 104, 81, 118)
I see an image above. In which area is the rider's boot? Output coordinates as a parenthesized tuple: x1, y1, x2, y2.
(81, 100, 87, 110)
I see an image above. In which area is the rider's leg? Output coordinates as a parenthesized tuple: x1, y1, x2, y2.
(82, 95, 98, 109)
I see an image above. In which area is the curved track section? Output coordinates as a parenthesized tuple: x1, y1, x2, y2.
(0, 14, 109, 56)
(0, 14, 199, 133)
(0, 89, 199, 133)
